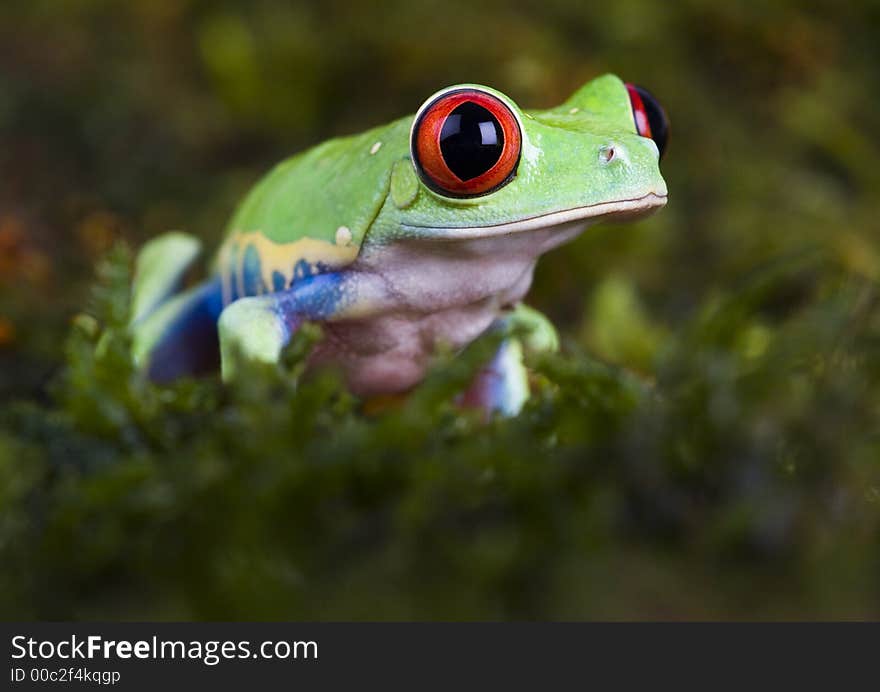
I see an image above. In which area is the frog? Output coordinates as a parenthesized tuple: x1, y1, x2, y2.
(129, 74, 668, 416)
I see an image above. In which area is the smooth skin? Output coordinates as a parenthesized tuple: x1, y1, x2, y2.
(131, 74, 667, 415)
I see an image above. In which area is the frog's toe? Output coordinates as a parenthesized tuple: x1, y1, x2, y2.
(504, 303, 559, 354)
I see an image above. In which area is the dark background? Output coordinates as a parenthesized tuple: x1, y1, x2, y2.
(1, 1, 879, 619)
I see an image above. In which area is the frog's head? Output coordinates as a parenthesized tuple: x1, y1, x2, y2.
(387, 74, 668, 244)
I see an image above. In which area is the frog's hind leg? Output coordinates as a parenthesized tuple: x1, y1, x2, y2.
(130, 232, 202, 325)
(131, 277, 224, 382)
(460, 303, 559, 418)
(129, 232, 222, 381)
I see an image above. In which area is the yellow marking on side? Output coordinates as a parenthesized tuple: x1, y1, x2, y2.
(220, 230, 359, 297)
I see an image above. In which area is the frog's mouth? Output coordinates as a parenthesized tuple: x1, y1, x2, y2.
(402, 192, 667, 240)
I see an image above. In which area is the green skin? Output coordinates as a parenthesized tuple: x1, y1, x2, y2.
(130, 74, 667, 416)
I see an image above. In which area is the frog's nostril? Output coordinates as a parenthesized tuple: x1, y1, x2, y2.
(599, 143, 631, 166)
(599, 145, 616, 163)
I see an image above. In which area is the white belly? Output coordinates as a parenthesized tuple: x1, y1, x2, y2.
(310, 222, 585, 395)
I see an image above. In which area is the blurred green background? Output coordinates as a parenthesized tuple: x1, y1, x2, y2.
(2, 0, 880, 619)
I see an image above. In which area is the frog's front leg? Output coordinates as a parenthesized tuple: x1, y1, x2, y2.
(460, 303, 559, 417)
(217, 271, 383, 381)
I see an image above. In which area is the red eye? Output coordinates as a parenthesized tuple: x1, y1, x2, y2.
(411, 88, 522, 198)
(626, 83, 669, 159)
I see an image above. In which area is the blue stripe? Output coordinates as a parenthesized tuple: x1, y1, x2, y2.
(242, 244, 265, 296)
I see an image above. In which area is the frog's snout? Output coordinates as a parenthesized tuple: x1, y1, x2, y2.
(598, 136, 661, 168)
(594, 138, 667, 203)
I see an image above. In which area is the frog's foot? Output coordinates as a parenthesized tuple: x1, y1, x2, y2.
(217, 272, 360, 382)
(459, 303, 559, 418)
(502, 302, 560, 354)
(130, 232, 202, 325)
(459, 338, 529, 417)
(218, 296, 301, 381)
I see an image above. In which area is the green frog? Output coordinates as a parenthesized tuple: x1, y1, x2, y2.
(130, 74, 668, 415)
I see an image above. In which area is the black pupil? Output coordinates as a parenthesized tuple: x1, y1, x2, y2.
(632, 85, 669, 158)
(439, 101, 504, 181)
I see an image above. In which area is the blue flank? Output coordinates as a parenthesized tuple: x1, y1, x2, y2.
(230, 244, 326, 302)
(272, 271, 286, 292)
(293, 259, 313, 282)
(242, 244, 265, 295)
(227, 244, 239, 300)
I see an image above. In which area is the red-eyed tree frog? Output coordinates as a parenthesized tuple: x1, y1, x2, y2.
(130, 75, 668, 416)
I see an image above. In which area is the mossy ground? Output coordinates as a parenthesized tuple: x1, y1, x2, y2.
(1, 1, 880, 619)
